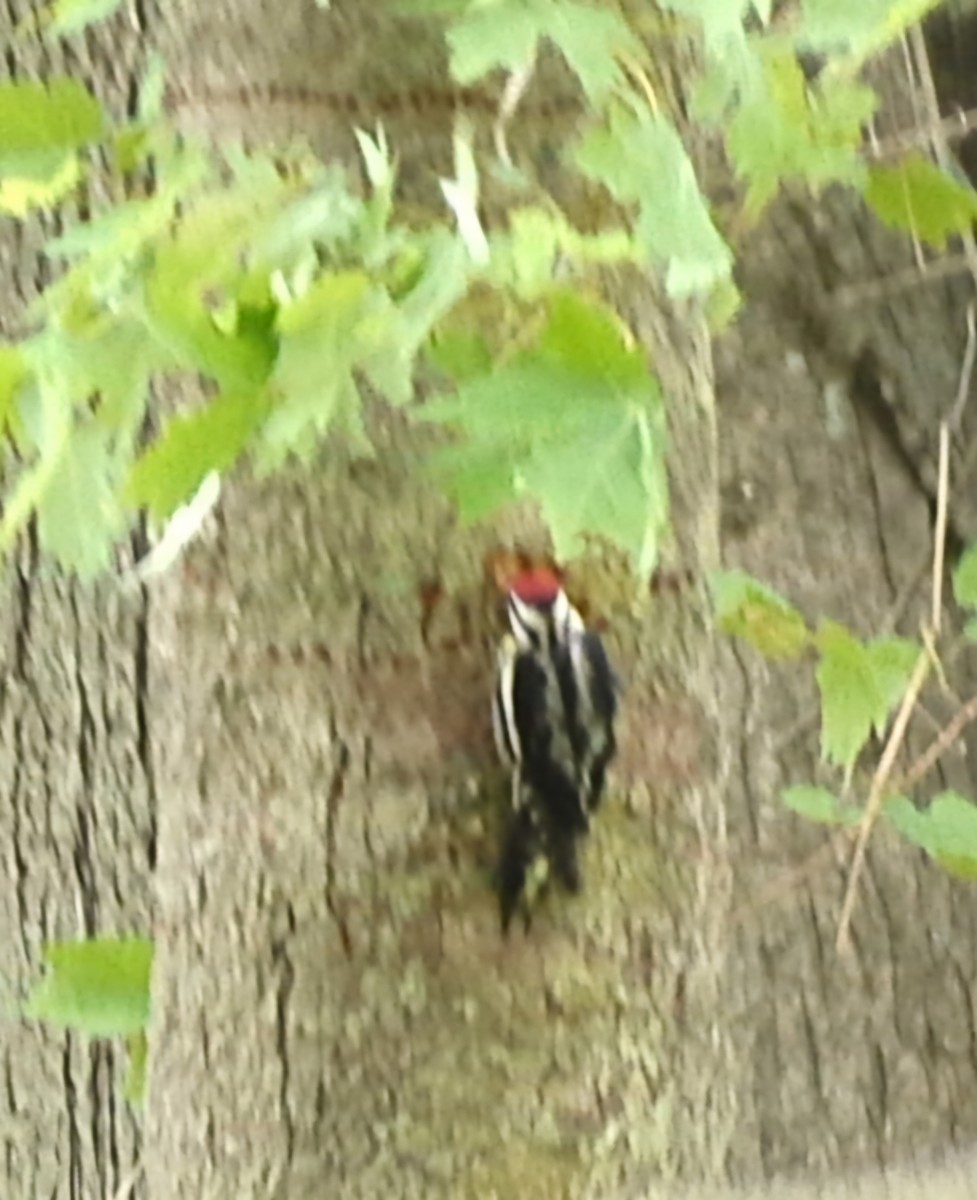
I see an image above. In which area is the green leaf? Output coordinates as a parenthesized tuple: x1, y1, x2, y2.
(447, 0, 641, 103)
(447, 3, 539, 79)
(489, 207, 641, 297)
(259, 271, 372, 467)
(782, 784, 861, 826)
(815, 622, 917, 769)
(39, 0, 124, 36)
(36, 422, 122, 576)
(525, 403, 666, 571)
(419, 290, 667, 573)
(0, 344, 29, 439)
(574, 109, 733, 297)
(727, 50, 874, 215)
(798, 0, 942, 57)
(25, 937, 153, 1037)
(954, 542, 977, 611)
(0, 79, 102, 212)
(884, 791, 977, 879)
(426, 329, 493, 382)
(123, 1031, 148, 1104)
(865, 156, 977, 251)
(709, 569, 811, 659)
(866, 636, 919, 718)
(126, 389, 271, 521)
(659, 0, 751, 52)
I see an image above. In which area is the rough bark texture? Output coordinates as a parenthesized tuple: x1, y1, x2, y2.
(0, 6, 155, 1198)
(5, 2, 977, 1199)
(144, 4, 734, 1199)
(714, 40, 977, 1185)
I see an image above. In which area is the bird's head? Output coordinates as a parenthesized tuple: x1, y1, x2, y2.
(506, 566, 580, 649)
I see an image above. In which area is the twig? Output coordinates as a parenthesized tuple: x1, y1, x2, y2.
(835, 647, 931, 953)
(896, 692, 977, 792)
(867, 104, 977, 161)
(836, 367, 953, 951)
(493, 59, 535, 169)
(949, 302, 977, 434)
(730, 833, 853, 928)
(109, 1163, 144, 1200)
(909, 25, 977, 294)
(832, 252, 976, 309)
(932, 421, 950, 635)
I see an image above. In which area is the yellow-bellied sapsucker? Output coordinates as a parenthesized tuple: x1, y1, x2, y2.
(491, 567, 618, 932)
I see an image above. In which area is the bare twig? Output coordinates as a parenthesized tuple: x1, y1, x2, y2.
(493, 59, 535, 169)
(836, 349, 956, 951)
(909, 25, 977, 294)
(731, 833, 853, 928)
(109, 1163, 144, 1200)
(868, 104, 977, 161)
(949, 302, 977, 434)
(932, 422, 950, 634)
(836, 647, 931, 953)
(897, 692, 977, 793)
(832, 253, 976, 309)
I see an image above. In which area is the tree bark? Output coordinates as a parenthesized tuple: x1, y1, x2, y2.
(0, 6, 156, 1197)
(5, 3, 977, 1199)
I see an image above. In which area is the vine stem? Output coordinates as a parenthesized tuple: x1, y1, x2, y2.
(896, 693, 977, 793)
(836, 414, 952, 952)
(835, 648, 931, 954)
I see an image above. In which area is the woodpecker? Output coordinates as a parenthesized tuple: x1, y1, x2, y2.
(491, 567, 618, 932)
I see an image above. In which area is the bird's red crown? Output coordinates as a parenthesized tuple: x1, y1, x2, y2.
(508, 566, 563, 606)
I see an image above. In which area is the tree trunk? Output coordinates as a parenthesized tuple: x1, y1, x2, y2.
(0, 6, 155, 1197)
(4, 3, 977, 1199)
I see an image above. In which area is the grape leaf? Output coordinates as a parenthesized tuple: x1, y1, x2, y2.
(865, 156, 977, 252)
(36, 422, 122, 576)
(489, 207, 640, 297)
(782, 784, 860, 826)
(815, 622, 917, 769)
(955, 542, 977, 611)
(447, 0, 642, 103)
(126, 389, 271, 521)
(39, 0, 124, 36)
(884, 791, 977, 879)
(0, 344, 28, 439)
(398, 229, 471, 349)
(798, 0, 942, 57)
(0, 79, 102, 213)
(426, 329, 493, 382)
(659, 0, 751, 52)
(258, 271, 372, 468)
(727, 49, 874, 215)
(419, 290, 666, 572)
(709, 569, 810, 659)
(25, 937, 153, 1037)
(0, 78, 103, 176)
(574, 109, 733, 297)
(0, 154, 81, 215)
(524, 403, 666, 572)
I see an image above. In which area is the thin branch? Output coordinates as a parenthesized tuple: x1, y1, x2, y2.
(493, 59, 535, 169)
(835, 647, 931, 953)
(868, 104, 977, 161)
(932, 422, 950, 635)
(832, 252, 976, 309)
(836, 329, 956, 952)
(909, 25, 977, 293)
(896, 692, 977, 792)
(730, 833, 853, 928)
(948, 302, 977, 434)
(109, 1163, 144, 1200)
